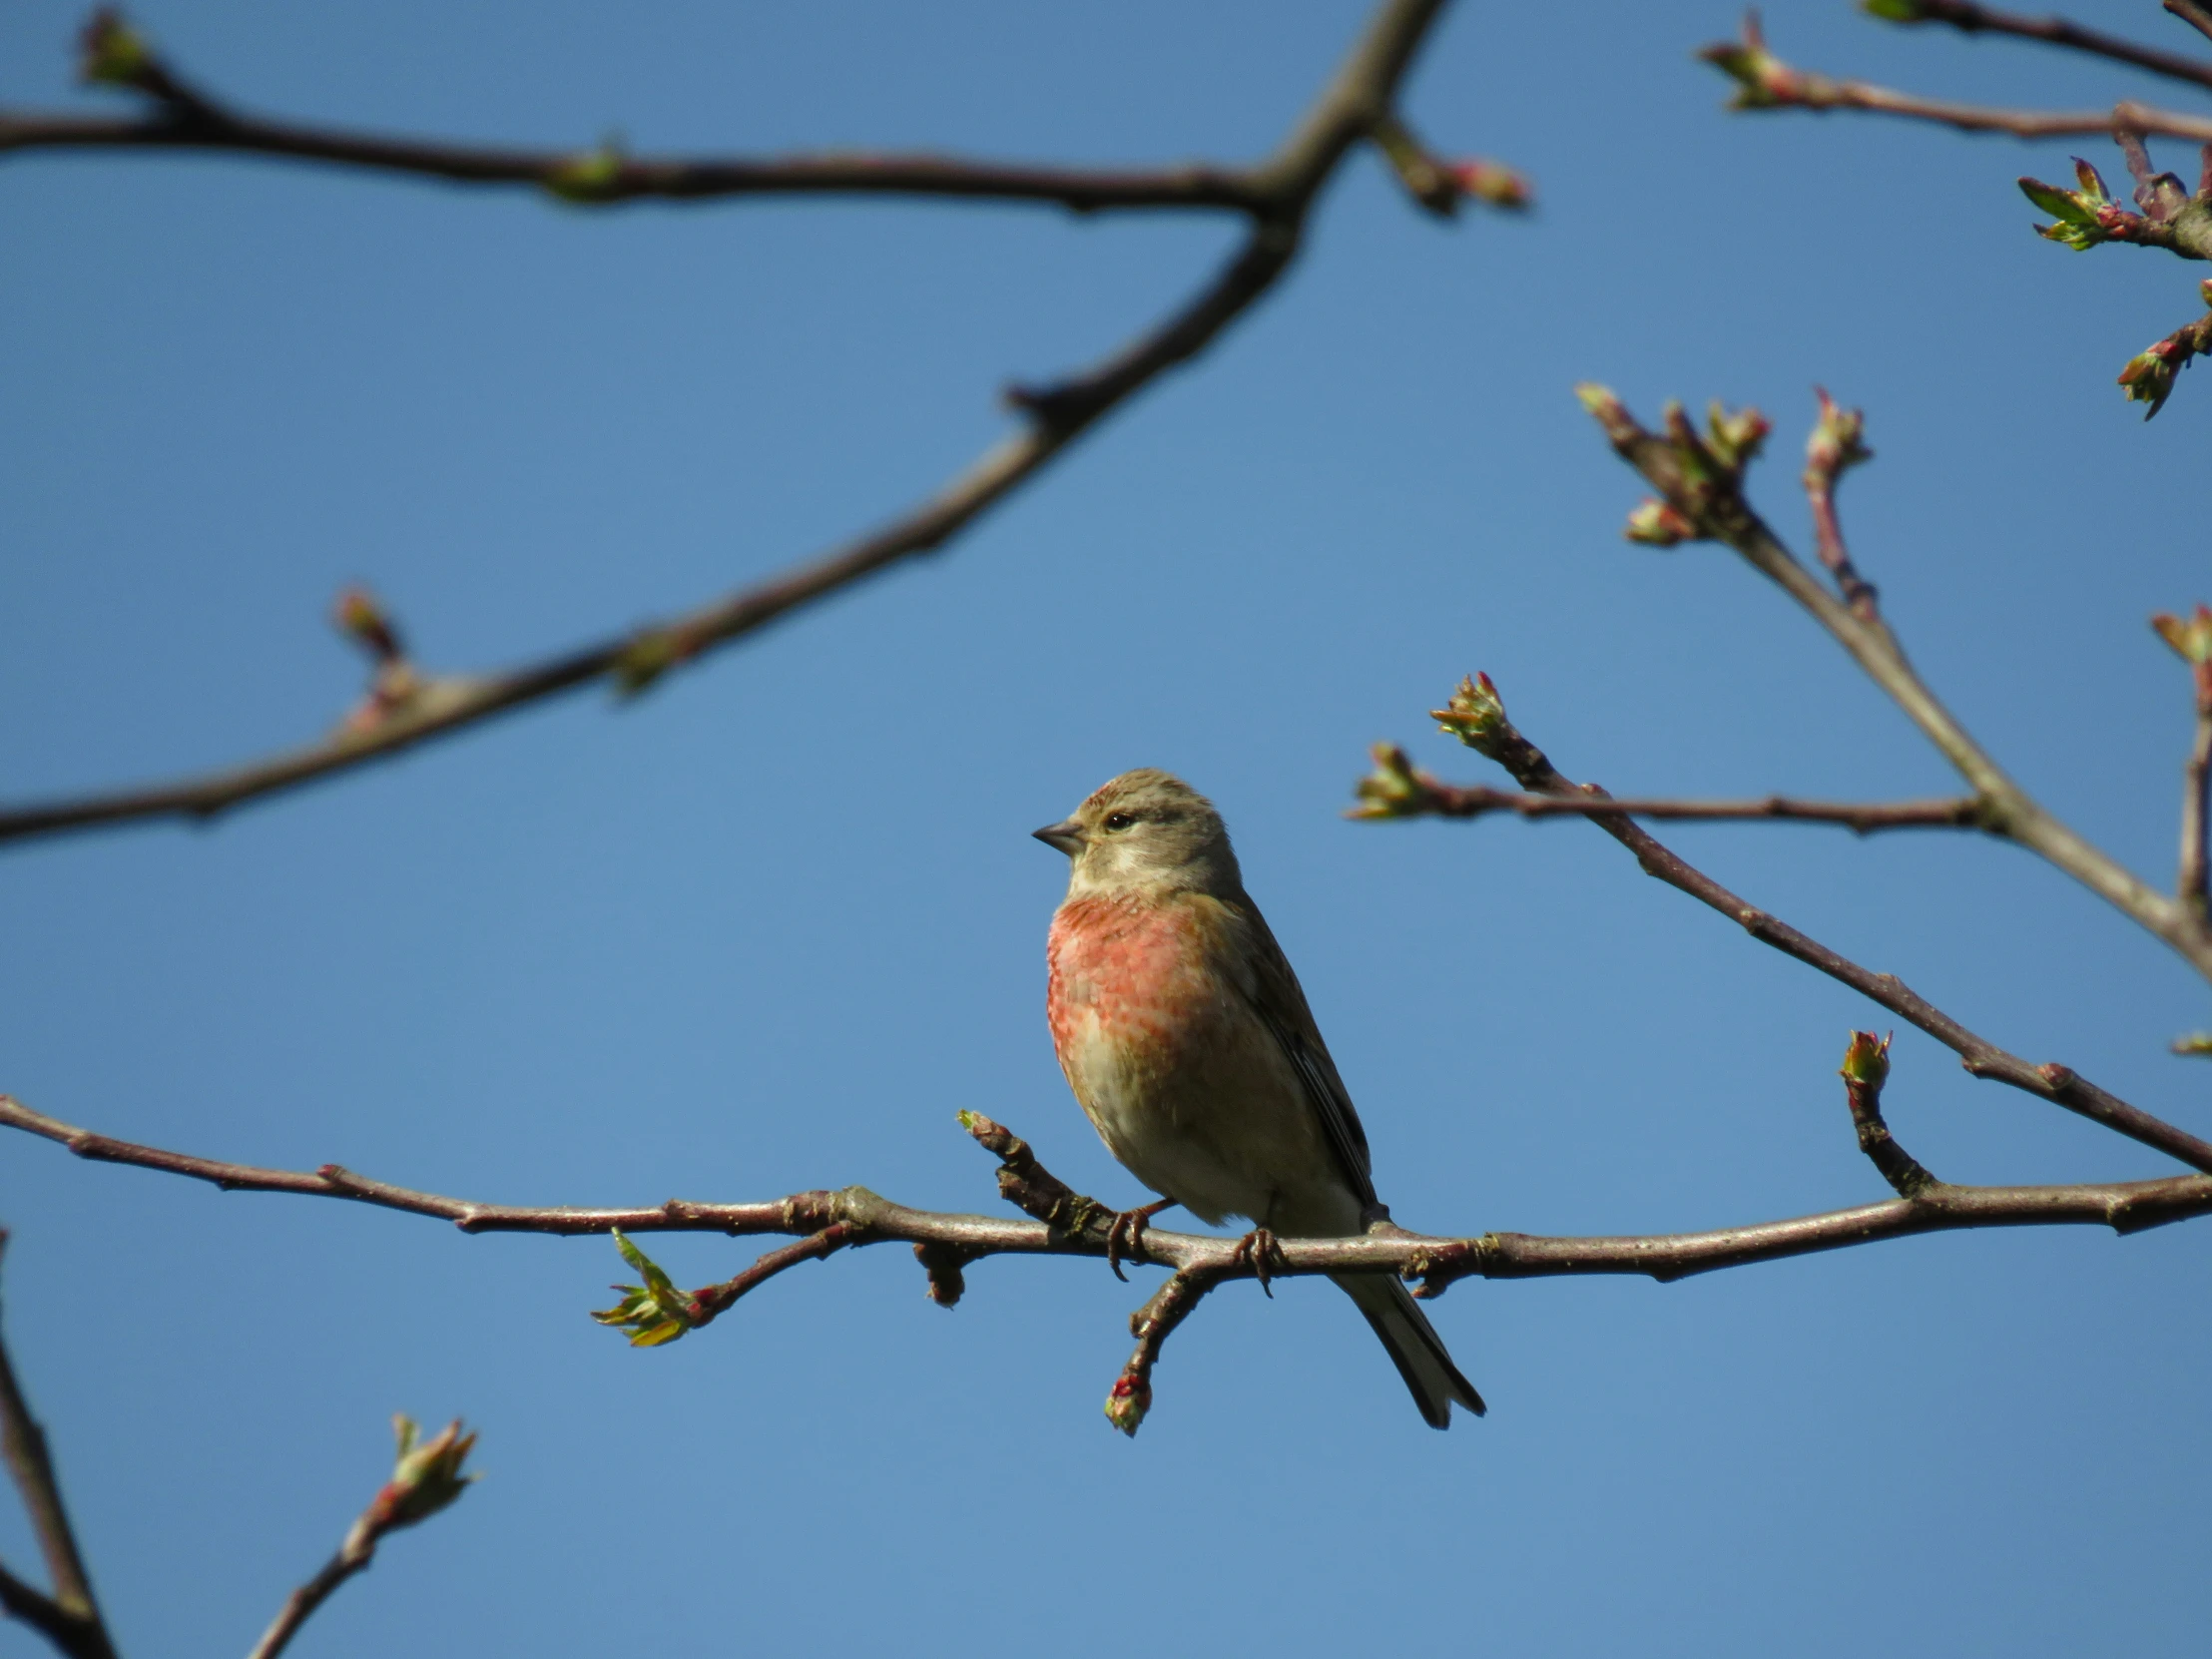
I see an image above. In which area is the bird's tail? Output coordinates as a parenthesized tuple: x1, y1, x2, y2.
(1331, 1272, 1485, 1428)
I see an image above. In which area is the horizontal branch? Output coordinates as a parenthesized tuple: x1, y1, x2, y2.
(0, 0, 1472, 849)
(1378, 781, 1987, 834)
(6, 1095, 2208, 1299)
(0, 111, 1270, 212)
(2, 12, 1262, 212)
(1700, 15, 2212, 143)
(1875, 0, 2212, 94)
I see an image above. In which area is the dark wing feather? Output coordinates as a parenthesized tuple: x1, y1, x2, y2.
(1223, 894, 1378, 1209)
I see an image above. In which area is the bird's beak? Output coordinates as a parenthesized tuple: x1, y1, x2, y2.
(1032, 818, 1085, 855)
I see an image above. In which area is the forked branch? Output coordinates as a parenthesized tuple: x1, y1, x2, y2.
(1360, 670, 2212, 1175)
(1567, 387, 2212, 986)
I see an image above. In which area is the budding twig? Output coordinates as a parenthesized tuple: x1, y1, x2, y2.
(1839, 1031, 1940, 1199)
(1699, 14, 2212, 144)
(247, 1415, 477, 1659)
(1106, 1268, 1232, 1435)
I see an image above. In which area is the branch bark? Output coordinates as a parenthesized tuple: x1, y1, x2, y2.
(0, 0, 1478, 850)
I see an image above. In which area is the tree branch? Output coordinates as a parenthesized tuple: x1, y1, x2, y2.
(5, 1094, 2208, 1303)
(1699, 13, 2212, 144)
(0, 0, 1495, 851)
(0, 1237, 117, 1659)
(1353, 773, 1986, 834)
(1571, 386, 2212, 986)
(1364, 673, 2212, 1175)
(2167, 0, 2212, 51)
(3, 10, 1262, 212)
(1873, 0, 2212, 94)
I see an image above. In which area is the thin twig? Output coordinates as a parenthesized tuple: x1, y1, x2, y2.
(1700, 15, 2212, 143)
(1381, 784, 1985, 833)
(2185, 711, 2212, 920)
(4, 1096, 2208, 1301)
(1883, 0, 2212, 94)
(246, 1415, 475, 1659)
(1839, 1031, 1940, 1198)
(0, 1237, 117, 1659)
(1, 12, 1261, 211)
(686, 1224, 862, 1327)
(1406, 674, 2212, 1175)
(0, 0, 1474, 850)
(248, 1551, 365, 1659)
(1576, 387, 2212, 985)
(1105, 1269, 1231, 1434)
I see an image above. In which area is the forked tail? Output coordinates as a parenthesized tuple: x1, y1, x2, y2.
(1332, 1271, 1485, 1428)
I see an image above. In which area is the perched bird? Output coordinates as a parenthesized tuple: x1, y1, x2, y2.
(1036, 768, 1483, 1427)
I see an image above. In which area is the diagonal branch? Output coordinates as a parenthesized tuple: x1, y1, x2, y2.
(0, 0, 1489, 851)
(0, 1237, 117, 1659)
(1873, 0, 2212, 94)
(1574, 386, 2212, 987)
(1367, 673, 2212, 1175)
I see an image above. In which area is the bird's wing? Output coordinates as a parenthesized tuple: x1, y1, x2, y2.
(1213, 892, 1378, 1209)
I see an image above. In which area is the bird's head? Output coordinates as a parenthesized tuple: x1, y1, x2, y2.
(1033, 769, 1241, 898)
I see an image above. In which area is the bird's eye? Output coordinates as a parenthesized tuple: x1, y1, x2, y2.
(1103, 812, 1136, 832)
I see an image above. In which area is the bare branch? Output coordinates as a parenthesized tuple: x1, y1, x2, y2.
(1351, 767, 1984, 834)
(2168, 0, 2212, 50)
(1699, 14, 2212, 144)
(1573, 386, 2212, 985)
(247, 1415, 476, 1659)
(0, 1237, 117, 1659)
(1379, 674, 2212, 1175)
(5, 11, 1262, 213)
(1874, 0, 2212, 94)
(0, 0, 1486, 851)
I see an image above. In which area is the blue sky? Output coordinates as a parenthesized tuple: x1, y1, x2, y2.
(4, 1, 2210, 1654)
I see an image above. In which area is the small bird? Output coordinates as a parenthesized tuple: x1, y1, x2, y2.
(1036, 768, 1483, 1427)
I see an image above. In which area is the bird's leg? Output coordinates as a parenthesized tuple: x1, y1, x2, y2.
(1232, 1227, 1286, 1298)
(1105, 1199, 1175, 1282)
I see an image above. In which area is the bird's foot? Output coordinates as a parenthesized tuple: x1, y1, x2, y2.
(1232, 1226, 1286, 1298)
(1105, 1199, 1174, 1282)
